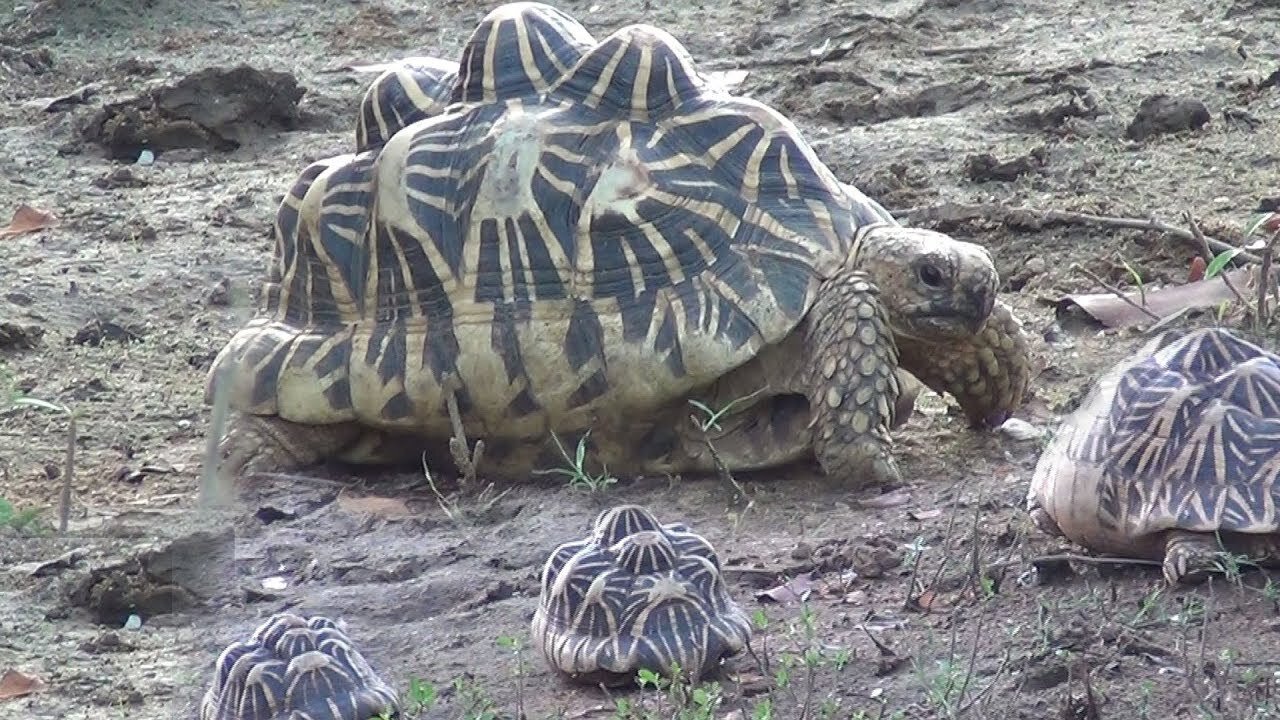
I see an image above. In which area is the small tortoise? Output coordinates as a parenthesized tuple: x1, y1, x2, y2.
(531, 504, 752, 685)
(1027, 326, 1280, 585)
(207, 2, 1031, 488)
(200, 613, 397, 720)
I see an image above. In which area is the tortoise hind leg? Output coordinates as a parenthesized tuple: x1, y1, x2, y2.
(1163, 530, 1280, 585)
(801, 271, 903, 489)
(1161, 531, 1224, 585)
(217, 414, 364, 479)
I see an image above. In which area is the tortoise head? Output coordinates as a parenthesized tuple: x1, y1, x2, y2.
(852, 224, 1000, 341)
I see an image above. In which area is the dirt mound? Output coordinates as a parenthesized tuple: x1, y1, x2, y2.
(81, 65, 306, 160)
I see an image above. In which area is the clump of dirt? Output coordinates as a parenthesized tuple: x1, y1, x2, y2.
(80, 64, 306, 160)
(1125, 94, 1212, 141)
(57, 523, 237, 624)
(0, 321, 44, 349)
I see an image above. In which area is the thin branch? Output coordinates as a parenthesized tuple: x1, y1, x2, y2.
(57, 414, 74, 533)
(1069, 262, 1162, 321)
(1256, 231, 1279, 329)
(1186, 212, 1249, 307)
(896, 203, 1264, 264)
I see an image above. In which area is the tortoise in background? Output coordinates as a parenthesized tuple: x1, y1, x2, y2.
(1028, 326, 1280, 584)
(207, 2, 1031, 488)
(532, 504, 751, 685)
(200, 613, 397, 719)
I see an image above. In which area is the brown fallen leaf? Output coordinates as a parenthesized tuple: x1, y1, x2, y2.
(907, 588, 948, 613)
(334, 490, 416, 519)
(1056, 266, 1253, 329)
(0, 205, 58, 240)
(1187, 256, 1207, 283)
(755, 574, 816, 604)
(0, 669, 44, 700)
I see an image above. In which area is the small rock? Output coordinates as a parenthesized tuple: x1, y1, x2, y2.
(123, 614, 142, 631)
(0, 321, 44, 349)
(963, 148, 1045, 183)
(93, 167, 148, 189)
(790, 541, 813, 560)
(999, 417, 1044, 441)
(261, 576, 289, 592)
(206, 277, 231, 306)
(1126, 94, 1210, 141)
(135, 149, 154, 166)
(1007, 256, 1048, 290)
(72, 319, 143, 347)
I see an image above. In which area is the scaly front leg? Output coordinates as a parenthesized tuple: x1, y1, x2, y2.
(803, 271, 903, 489)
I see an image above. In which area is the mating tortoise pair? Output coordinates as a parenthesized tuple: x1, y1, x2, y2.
(205, 1, 1033, 489)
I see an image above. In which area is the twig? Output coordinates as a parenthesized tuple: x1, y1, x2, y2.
(1256, 231, 1278, 329)
(722, 565, 787, 577)
(1025, 553, 1163, 568)
(690, 415, 750, 504)
(57, 414, 74, 533)
(1186, 212, 1249, 307)
(1069, 262, 1162, 321)
(896, 203, 1264, 264)
(443, 377, 484, 486)
(243, 472, 351, 488)
(200, 360, 234, 509)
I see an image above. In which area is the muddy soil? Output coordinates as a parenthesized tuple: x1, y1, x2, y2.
(2, 0, 1280, 718)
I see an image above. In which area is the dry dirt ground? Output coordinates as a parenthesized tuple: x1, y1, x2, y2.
(2, 0, 1280, 718)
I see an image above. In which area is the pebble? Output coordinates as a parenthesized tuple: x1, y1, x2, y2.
(136, 149, 155, 166)
(999, 417, 1045, 441)
(123, 614, 142, 631)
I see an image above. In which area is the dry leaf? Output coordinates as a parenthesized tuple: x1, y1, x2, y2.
(755, 574, 816, 604)
(0, 205, 58, 240)
(334, 490, 416, 519)
(0, 669, 44, 700)
(1055, 267, 1252, 329)
(1187, 256, 1206, 283)
(856, 489, 911, 509)
(908, 509, 943, 521)
(909, 589, 945, 612)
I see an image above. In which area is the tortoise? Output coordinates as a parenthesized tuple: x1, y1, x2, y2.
(531, 503, 752, 685)
(207, 1, 1031, 488)
(354, 55, 458, 154)
(1027, 326, 1280, 585)
(200, 613, 398, 720)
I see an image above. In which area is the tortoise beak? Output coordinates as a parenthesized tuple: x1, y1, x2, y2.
(964, 283, 996, 333)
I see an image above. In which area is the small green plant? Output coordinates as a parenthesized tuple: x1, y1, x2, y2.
(533, 429, 617, 493)
(1119, 257, 1147, 306)
(452, 675, 499, 720)
(687, 389, 764, 505)
(0, 496, 47, 534)
(3, 375, 76, 533)
(496, 634, 528, 719)
(405, 678, 438, 714)
(1204, 246, 1243, 280)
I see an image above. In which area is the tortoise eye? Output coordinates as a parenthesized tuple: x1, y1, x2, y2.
(918, 263, 945, 288)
